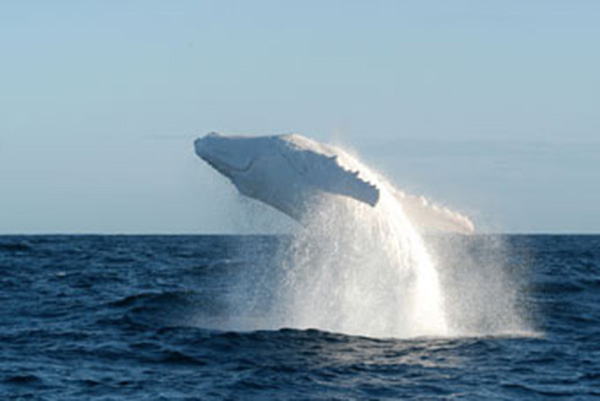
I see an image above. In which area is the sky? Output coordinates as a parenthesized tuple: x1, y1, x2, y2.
(1, 1, 599, 234)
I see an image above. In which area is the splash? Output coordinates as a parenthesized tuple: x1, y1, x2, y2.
(202, 141, 529, 338)
(218, 147, 454, 338)
(272, 185, 449, 338)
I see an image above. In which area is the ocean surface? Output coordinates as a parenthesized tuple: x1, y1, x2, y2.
(1, 235, 599, 400)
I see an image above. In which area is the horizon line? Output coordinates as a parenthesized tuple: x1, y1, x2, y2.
(1, 232, 598, 236)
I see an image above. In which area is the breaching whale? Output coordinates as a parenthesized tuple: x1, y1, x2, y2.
(194, 132, 474, 233)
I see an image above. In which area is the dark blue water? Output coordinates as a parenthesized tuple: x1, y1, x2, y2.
(1, 235, 599, 400)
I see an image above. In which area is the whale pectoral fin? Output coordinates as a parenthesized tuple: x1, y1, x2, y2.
(283, 148, 380, 207)
(396, 191, 475, 234)
(330, 169, 379, 206)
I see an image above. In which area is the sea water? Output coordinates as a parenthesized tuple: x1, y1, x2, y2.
(1, 235, 599, 399)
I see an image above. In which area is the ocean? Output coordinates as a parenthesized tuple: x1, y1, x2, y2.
(1, 235, 599, 400)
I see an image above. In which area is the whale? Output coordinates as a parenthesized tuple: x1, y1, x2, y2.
(194, 132, 379, 221)
(194, 132, 474, 233)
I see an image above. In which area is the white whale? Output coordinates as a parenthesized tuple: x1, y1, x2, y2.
(194, 132, 474, 233)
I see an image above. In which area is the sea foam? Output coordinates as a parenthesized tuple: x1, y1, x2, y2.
(213, 143, 528, 338)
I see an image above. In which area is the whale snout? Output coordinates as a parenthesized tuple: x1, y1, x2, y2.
(194, 137, 208, 158)
(194, 133, 255, 175)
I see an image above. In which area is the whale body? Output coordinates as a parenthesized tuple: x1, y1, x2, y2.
(194, 132, 474, 233)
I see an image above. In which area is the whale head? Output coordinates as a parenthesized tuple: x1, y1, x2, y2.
(194, 133, 260, 179)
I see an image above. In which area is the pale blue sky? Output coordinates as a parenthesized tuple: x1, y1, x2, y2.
(1, 1, 599, 233)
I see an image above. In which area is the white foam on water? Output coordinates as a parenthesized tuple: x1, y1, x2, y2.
(202, 144, 531, 339)
(265, 167, 449, 338)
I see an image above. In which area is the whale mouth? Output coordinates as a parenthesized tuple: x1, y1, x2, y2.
(204, 155, 254, 174)
(194, 136, 254, 175)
